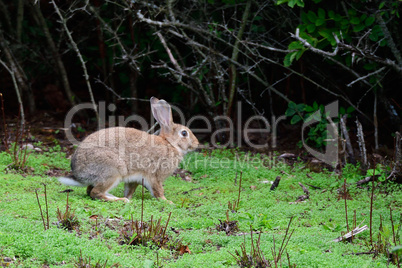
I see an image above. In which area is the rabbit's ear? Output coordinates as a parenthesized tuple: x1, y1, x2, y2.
(150, 97, 173, 134)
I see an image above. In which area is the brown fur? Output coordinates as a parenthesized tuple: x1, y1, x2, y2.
(59, 98, 199, 203)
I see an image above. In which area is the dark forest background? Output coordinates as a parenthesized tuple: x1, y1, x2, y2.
(0, 0, 401, 154)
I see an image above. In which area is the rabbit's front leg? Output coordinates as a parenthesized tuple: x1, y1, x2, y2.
(151, 182, 173, 203)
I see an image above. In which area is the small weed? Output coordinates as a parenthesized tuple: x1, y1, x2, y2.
(56, 207, 80, 231)
(216, 210, 239, 235)
(231, 217, 295, 267)
(120, 212, 187, 254)
(56, 190, 80, 231)
(35, 184, 50, 231)
(1, 93, 32, 171)
(74, 250, 120, 268)
(372, 209, 402, 266)
(228, 171, 243, 212)
(322, 222, 345, 233)
(231, 227, 271, 267)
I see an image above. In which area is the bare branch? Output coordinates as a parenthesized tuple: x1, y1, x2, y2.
(347, 67, 386, 87)
(0, 59, 25, 125)
(51, 0, 98, 119)
(155, 32, 184, 80)
(93, 78, 149, 102)
(31, 2, 77, 106)
(87, 4, 141, 72)
(291, 28, 340, 57)
(242, 40, 295, 53)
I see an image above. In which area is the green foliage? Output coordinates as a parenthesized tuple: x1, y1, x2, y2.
(56, 207, 80, 231)
(0, 147, 70, 176)
(285, 101, 355, 149)
(366, 164, 391, 182)
(287, 101, 328, 148)
(0, 149, 400, 267)
(372, 212, 402, 265)
(279, 0, 401, 68)
(285, 101, 306, 124)
(322, 222, 345, 233)
(275, 0, 305, 8)
(74, 250, 120, 268)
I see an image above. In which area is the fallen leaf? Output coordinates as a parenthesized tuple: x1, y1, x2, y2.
(250, 185, 257, 190)
(177, 245, 191, 255)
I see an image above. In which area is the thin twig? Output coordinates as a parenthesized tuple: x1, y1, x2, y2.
(370, 161, 377, 244)
(278, 216, 294, 260)
(0, 60, 25, 126)
(237, 171, 243, 210)
(162, 212, 172, 239)
(291, 28, 340, 57)
(51, 0, 98, 120)
(35, 189, 47, 231)
(141, 177, 144, 247)
(44, 183, 49, 229)
(347, 67, 386, 87)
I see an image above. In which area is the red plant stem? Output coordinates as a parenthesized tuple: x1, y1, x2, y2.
(344, 176, 349, 233)
(237, 171, 243, 210)
(278, 216, 294, 260)
(162, 212, 172, 239)
(370, 162, 376, 245)
(390, 207, 397, 246)
(250, 226, 255, 256)
(141, 178, 144, 230)
(390, 206, 400, 267)
(148, 215, 153, 239)
(35, 189, 47, 231)
(339, 161, 349, 233)
(272, 234, 277, 267)
(44, 184, 49, 229)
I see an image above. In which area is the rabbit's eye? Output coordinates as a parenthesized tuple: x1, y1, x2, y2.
(181, 130, 188, 137)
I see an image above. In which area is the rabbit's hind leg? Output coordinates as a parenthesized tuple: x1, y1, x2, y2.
(124, 182, 139, 199)
(89, 177, 129, 202)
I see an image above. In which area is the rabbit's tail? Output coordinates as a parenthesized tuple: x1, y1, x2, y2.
(58, 175, 85, 187)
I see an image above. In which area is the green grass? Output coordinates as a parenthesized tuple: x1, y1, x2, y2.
(0, 148, 401, 267)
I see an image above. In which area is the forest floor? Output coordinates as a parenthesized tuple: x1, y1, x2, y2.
(0, 115, 401, 267)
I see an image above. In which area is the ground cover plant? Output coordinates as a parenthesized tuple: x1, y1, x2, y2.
(0, 146, 402, 267)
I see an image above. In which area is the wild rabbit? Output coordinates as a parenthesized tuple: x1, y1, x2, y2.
(59, 97, 199, 202)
